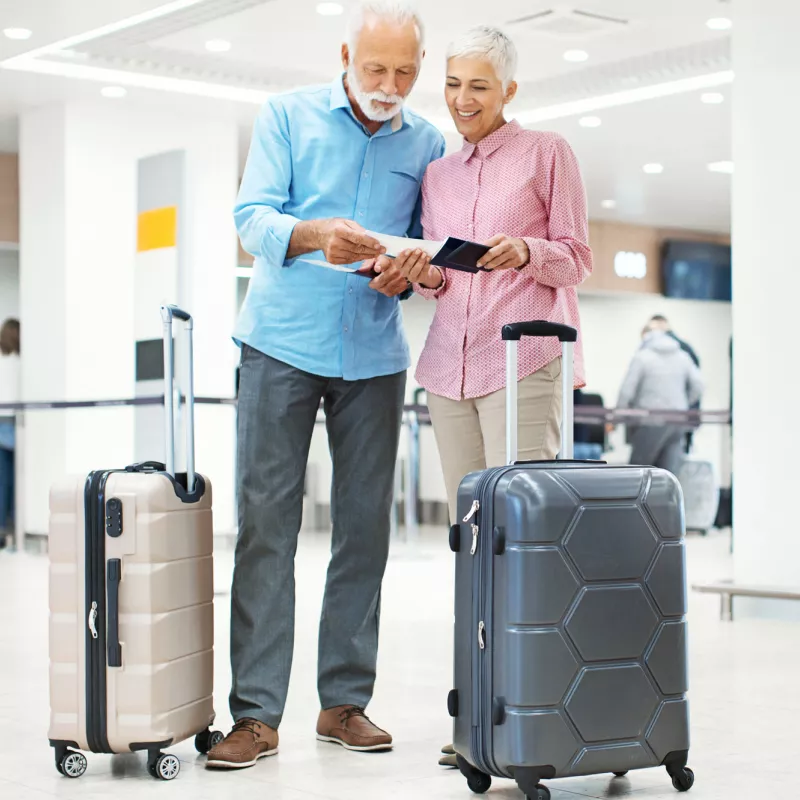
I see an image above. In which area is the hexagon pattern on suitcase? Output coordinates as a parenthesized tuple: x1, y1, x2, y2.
(454, 463, 691, 784)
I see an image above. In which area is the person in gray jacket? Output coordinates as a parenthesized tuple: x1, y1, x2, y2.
(617, 326, 704, 475)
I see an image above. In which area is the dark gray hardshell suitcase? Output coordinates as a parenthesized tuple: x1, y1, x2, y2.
(449, 322, 694, 799)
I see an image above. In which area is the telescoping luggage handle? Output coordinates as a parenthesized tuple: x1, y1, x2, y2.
(501, 321, 578, 464)
(160, 305, 196, 493)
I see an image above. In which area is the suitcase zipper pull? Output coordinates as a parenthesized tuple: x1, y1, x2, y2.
(88, 601, 98, 640)
(478, 621, 486, 650)
(470, 524, 479, 555)
(463, 500, 480, 523)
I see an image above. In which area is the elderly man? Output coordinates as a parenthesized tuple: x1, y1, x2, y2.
(206, 0, 445, 770)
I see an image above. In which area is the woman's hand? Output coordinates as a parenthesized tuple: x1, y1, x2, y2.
(395, 249, 443, 289)
(477, 234, 530, 271)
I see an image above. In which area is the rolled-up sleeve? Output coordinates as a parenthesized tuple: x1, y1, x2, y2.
(234, 99, 300, 267)
(520, 136, 593, 288)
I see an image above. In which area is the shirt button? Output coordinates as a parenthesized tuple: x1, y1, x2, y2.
(344, 326, 349, 332)
(349, 288, 353, 294)
(363, 172, 369, 177)
(358, 211, 364, 217)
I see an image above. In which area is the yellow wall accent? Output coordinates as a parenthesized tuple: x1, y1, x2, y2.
(137, 206, 177, 252)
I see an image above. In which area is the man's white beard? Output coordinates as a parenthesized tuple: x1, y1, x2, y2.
(347, 66, 404, 122)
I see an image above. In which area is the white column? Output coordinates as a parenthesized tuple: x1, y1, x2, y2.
(732, 1, 800, 618)
(19, 102, 239, 536)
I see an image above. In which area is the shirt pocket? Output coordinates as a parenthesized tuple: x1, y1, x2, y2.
(375, 168, 422, 220)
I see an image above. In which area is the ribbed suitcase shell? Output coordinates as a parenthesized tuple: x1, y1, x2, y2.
(453, 462, 691, 794)
(48, 470, 215, 755)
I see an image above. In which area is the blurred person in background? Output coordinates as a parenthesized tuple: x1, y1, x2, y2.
(377, 25, 591, 768)
(208, 0, 445, 770)
(648, 314, 701, 452)
(617, 322, 704, 476)
(0, 318, 20, 549)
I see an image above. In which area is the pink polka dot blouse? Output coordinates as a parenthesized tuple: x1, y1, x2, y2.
(414, 120, 592, 401)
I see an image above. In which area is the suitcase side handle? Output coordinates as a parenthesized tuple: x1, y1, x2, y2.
(160, 305, 196, 493)
(503, 320, 576, 464)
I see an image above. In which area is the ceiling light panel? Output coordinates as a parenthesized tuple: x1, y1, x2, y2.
(708, 161, 734, 174)
(205, 39, 232, 52)
(707, 18, 733, 31)
(506, 8, 627, 38)
(563, 50, 589, 63)
(316, 2, 344, 15)
(3, 28, 32, 41)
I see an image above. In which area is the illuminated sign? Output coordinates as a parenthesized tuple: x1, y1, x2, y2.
(614, 251, 647, 279)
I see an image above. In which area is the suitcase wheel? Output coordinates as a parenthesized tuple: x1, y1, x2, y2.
(457, 754, 492, 795)
(195, 728, 225, 754)
(58, 751, 87, 779)
(467, 773, 492, 795)
(525, 787, 550, 800)
(613, 771, 629, 778)
(671, 766, 695, 793)
(148, 752, 181, 781)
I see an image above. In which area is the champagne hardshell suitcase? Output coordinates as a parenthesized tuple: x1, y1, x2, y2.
(449, 322, 695, 799)
(48, 306, 223, 781)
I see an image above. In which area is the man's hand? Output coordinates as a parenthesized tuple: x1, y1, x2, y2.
(368, 255, 411, 298)
(477, 234, 530, 271)
(320, 219, 385, 265)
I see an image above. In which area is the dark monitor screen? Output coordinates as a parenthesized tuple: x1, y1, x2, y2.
(662, 240, 731, 302)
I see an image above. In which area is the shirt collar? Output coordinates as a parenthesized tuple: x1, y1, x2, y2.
(330, 73, 410, 135)
(460, 119, 522, 162)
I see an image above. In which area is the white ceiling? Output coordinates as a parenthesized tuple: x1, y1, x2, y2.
(0, 0, 734, 232)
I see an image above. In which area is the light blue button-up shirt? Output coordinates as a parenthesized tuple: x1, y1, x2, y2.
(234, 76, 446, 380)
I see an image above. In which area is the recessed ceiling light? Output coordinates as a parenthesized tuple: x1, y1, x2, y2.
(3, 28, 32, 41)
(579, 116, 602, 128)
(701, 92, 725, 104)
(708, 161, 734, 174)
(317, 2, 344, 15)
(643, 163, 664, 174)
(205, 39, 231, 53)
(601, 199, 617, 210)
(563, 49, 589, 63)
(707, 17, 732, 31)
(101, 85, 127, 99)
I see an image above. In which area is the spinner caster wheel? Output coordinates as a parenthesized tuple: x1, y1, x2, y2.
(59, 751, 87, 779)
(614, 771, 629, 777)
(467, 773, 492, 794)
(195, 728, 225, 754)
(526, 785, 551, 800)
(155, 753, 181, 781)
(671, 766, 695, 793)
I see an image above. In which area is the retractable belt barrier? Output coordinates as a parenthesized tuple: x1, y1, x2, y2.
(2, 396, 732, 547)
(0, 396, 732, 426)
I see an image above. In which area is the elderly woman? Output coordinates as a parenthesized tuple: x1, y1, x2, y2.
(394, 26, 592, 523)
(388, 25, 592, 769)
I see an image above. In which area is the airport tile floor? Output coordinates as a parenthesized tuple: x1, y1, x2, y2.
(0, 528, 795, 800)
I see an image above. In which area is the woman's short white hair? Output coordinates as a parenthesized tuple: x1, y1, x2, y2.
(446, 26, 518, 88)
(348, 0, 425, 54)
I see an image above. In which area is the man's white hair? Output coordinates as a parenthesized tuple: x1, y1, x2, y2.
(446, 25, 518, 88)
(347, 0, 425, 54)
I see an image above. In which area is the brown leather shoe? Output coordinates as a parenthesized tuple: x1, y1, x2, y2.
(206, 718, 279, 769)
(316, 706, 393, 752)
